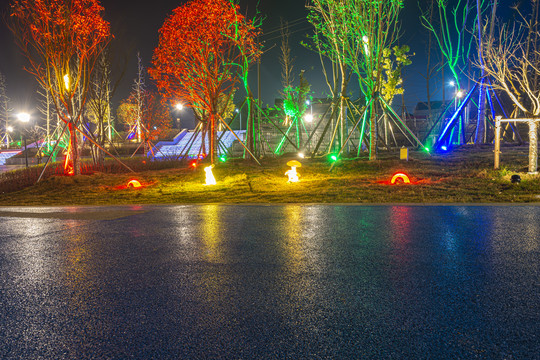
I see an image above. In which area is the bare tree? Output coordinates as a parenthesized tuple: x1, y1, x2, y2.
(132, 52, 145, 142)
(0, 72, 13, 147)
(86, 51, 114, 166)
(481, 18, 540, 117)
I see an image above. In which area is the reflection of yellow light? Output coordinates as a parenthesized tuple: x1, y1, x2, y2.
(64, 74, 70, 90)
(285, 166, 299, 183)
(204, 165, 216, 185)
(284, 205, 303, 266)
(202, 204, 222, 262)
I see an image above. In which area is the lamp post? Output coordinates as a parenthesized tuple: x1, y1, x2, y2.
(175, 103, 184, 129)
(235, 108, 242, 131)
(17, 112, 30, 168)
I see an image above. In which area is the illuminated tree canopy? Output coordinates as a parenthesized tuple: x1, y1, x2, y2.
(150, 0, 260, 164)
(9, 0, 111, 175)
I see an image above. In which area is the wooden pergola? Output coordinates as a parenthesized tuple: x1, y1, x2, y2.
(494, 115, 539, 174)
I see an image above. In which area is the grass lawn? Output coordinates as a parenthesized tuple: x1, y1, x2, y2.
(1, 145, 539, 206)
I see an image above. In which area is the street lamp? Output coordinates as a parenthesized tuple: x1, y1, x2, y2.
(17, 112, 30, 168)
(175, 103, 184, 129)
(235, 108, 242, 131)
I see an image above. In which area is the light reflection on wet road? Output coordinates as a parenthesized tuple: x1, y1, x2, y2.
(0, 205, 538, 359)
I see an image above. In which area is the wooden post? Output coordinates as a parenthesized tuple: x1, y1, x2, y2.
(528, 120, 538, 174)
(494, 115, 501, 169)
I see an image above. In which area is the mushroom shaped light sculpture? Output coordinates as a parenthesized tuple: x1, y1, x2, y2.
(285, 160, 302, 183)
(204, 164, 217, 185)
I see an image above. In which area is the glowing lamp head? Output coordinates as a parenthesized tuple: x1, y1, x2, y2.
(219, 155, 227, 162)
(17, 113, 30, 123)
(176, 103, 184, 111)
(6, 126, 13, 132)
(424, 147, 430, 153)
(64, 74, 70, 91)
(127, 179, 142, 188)
(362, 35, 369, 43)
(305, 100, 311, 105)
(304, 114, 313, 122)
(456, 90, 465, 98)
(330, 154, 338, 162)
(298, 152, 305, 159)
(449, 80, 455, 87)
(441, 145, 448, 151)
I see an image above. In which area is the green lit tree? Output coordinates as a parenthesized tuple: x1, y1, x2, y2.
(307, 0, 406, 159)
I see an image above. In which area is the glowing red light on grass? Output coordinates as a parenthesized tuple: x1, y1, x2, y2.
(127, 180, 142, 188)
(391, 172, 411, 184)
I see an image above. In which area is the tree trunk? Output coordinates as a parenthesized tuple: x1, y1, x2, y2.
(475, 0, 487, 145)
(210, 113, 216, 164)
(69, 121, 80, 175)
(369, 99, 377, 160)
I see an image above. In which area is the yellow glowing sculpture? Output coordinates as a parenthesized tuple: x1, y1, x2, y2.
(204, 165, 217, 185)
(285, 160, 301, 183)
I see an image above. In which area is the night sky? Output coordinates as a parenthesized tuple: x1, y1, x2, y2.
(0, 0, 522, 127)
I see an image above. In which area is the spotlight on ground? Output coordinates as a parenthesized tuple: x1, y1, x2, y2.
(511, 174, 521, 184)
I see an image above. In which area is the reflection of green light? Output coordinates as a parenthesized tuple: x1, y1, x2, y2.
(330, 155, 338, 161)
(219, 155, 227, 162)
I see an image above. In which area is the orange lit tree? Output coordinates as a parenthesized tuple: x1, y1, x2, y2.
(118, 89, 171, 156)
(150, 0, 260, 164)
(8, 0, 111, 175)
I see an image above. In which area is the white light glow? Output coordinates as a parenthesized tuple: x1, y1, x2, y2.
(204, 165, 217, 185)
(304, 114, 313, 122)
(64, 74, 70, 91)
(17, 113, 30, 123)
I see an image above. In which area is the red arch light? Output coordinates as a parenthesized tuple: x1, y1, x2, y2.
(391, 173, 411, 184)
(127, 179, 142, 188)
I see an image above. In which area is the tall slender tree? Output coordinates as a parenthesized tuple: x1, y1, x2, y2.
(8, 0, 111, 175)
(0, 72, 13, 147)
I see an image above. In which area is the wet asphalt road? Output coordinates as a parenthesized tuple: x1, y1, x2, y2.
(0, 204, 538, 359)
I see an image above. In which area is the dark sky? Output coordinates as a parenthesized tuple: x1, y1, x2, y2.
(0, 0, 524, 125)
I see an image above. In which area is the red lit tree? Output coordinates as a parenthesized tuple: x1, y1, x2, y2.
(8, 0, 111, 175)
(150, 0, 260, 164)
